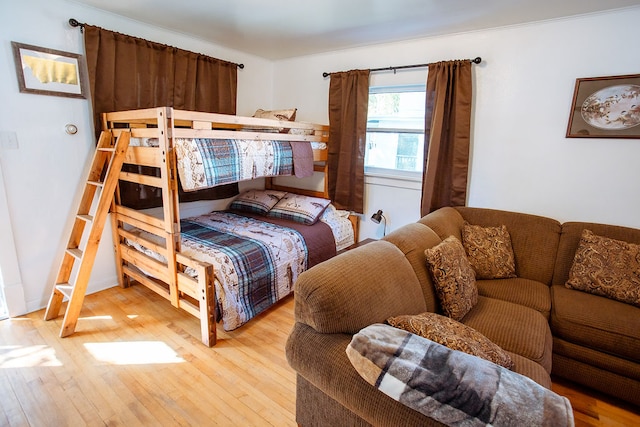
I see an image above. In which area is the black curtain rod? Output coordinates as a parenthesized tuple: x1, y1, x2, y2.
(68, 18, 245, 69)
(322, 57, 481, 78)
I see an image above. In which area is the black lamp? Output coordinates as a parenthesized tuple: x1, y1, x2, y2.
(370, 209, 386, 236)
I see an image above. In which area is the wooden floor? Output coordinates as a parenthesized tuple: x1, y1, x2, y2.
(1, 285, 638, 426)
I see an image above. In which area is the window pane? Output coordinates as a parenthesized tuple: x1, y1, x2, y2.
(365, 132, 424, 172)
(366, 86, 425, 174)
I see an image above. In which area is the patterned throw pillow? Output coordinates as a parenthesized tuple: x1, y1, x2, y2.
(424, 236, 478, 320)
(566, 229, 640, 307)
(461, 222, 517, 279)
(267, 193, 331, 225)
(229, 189, 287, 215)
(387, 312, 513, 369)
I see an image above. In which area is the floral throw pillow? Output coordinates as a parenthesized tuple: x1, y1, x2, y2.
(566, 229, 640, 307)
(387, 312, 513, 369)
(424, 236, 478, 320)
(461, 222, 517, 279)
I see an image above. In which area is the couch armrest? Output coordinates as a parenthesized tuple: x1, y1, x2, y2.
(294, 240, 427, 334)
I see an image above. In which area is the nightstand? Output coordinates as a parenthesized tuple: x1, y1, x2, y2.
(338, 238, 377, 254)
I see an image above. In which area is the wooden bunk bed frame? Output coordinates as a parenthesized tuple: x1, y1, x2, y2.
(102, 107, 338, 347)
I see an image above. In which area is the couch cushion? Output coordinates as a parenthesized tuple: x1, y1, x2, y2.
(551, 284, 640, 363)
(461, 296, 553, 373)
(461, 222, 517, 279)
(294, 240, 427, 334)
(424, 236, 477, 320)
(476, 278, 552, 319)
(455, 207, 561, 285)
(382, 223, 442, 313)
(506, 351, 552, 389)
(565, 229, 640, 307)
(419, 206, 465, 242)
(387, 312, 513, 368)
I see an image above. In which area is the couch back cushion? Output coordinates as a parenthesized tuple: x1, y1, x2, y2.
(382, 222, 442, 313)
(553, 221, 640, 286)
(418, 206, 466, 242)
(294, 240, 426, 334)
(454, 207, 561, 285)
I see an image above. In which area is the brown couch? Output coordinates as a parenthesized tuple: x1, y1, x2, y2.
(286, 206, 640, 426)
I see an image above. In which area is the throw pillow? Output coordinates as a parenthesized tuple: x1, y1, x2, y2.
(387, 312, 513, 369)
(566, 229, 640, 307)
(229, 189, 287, 215)
(424, 236, 478, 320)
(267, 193, 331, 225)
(252, 108, 297, 133)
(461, 222, 517, 279)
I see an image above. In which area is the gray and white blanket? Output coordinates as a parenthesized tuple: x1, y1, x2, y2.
(347, 324, 574, 427)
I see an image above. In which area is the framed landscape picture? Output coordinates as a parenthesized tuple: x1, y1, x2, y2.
(566, 74, 640, 139)
(11, 41, 87, 99)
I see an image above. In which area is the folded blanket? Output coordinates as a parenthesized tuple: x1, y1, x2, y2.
(347, 324, 574, 427)
(290, 141, 314, 178)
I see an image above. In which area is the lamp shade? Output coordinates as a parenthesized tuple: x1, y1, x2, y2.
(371, 209, 384, 224)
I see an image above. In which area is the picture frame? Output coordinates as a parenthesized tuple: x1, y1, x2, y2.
(566, 74, 640, 138)
(11, 41, 87, 99)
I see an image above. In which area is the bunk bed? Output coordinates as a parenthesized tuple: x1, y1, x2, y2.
(102, 107, 356, 346)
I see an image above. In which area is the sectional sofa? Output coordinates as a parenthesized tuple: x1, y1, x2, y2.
(286, 206, 639, 426)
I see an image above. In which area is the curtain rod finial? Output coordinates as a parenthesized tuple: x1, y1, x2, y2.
(472, 57, 481, 64)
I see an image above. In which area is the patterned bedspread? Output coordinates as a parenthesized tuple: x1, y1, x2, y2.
(175, 138, 294, 191)
(180, 212, 333, 330)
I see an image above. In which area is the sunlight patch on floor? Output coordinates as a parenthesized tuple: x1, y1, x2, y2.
(84, 341, 186, 365)
(0, 345, 63, 368)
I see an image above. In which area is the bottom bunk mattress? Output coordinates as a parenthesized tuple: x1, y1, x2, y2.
(127, 211, 339, 331)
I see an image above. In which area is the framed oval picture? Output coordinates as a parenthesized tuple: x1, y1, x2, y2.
(566, 74, 640, 139)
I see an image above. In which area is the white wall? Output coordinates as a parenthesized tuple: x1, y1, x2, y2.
(272, 7, 640, 240)
(0, 0, 274, 315)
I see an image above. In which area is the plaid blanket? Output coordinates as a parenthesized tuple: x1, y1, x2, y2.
(180, 212, 307, 330)
(347, 324, 574, 427)
(175, 138, 293, 191)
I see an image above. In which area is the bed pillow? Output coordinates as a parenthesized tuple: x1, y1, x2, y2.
(253, 108, 297, 133)
(566, 229, 640, 307)
(346, 324, 574, 427)
(267, 193, 331, 225)
(387, 312, 513, 369)
(229, 189, 287, 215)
(424, 236, 477, 320)
(461, 222, 517, 279)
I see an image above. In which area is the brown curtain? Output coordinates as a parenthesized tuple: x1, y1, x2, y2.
(83, 25, 239, 209)
(327, 69, 370, 213)
(420, 60, 472, 216)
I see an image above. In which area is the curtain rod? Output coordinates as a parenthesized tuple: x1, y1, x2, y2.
(322, 57, 481, 78)
(68, 18, 245, 69)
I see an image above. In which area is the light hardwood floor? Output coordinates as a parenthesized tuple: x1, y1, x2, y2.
(1, 285, 638, 426)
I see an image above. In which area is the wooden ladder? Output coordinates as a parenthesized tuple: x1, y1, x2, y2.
(44, 130, 130, 337)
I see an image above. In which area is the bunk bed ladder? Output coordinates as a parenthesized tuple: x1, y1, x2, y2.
(44, 130, 130, 338)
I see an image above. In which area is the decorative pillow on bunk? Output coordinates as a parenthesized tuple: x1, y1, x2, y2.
(461, 222, 517, 279)
(387, 312, 513, 369)
(424, 236, 477, 321)
(252, 108, 297, 133)
(267, 193, 331, 225)
(229, 189, 288, 215)
(566, 229, 640, 307)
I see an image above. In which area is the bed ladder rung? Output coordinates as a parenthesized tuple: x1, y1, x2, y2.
(44, 130, 130, 339)
(65, 248, 83, 260)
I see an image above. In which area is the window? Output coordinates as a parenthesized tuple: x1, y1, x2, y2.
(365, 85, 426, 178)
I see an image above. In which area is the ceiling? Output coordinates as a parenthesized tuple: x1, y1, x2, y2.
(70, 0, 640, 60)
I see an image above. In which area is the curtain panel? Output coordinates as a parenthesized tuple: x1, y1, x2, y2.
(421, 60, 472, 216)
(83, 25, 238, 209)
(327, 69, 370, 213)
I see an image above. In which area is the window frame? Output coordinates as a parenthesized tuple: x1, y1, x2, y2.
(365, 84, 426, 181)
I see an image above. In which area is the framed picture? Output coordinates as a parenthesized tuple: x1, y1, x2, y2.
(566, 74, 640, 138)
(11, 41, 87, 99)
